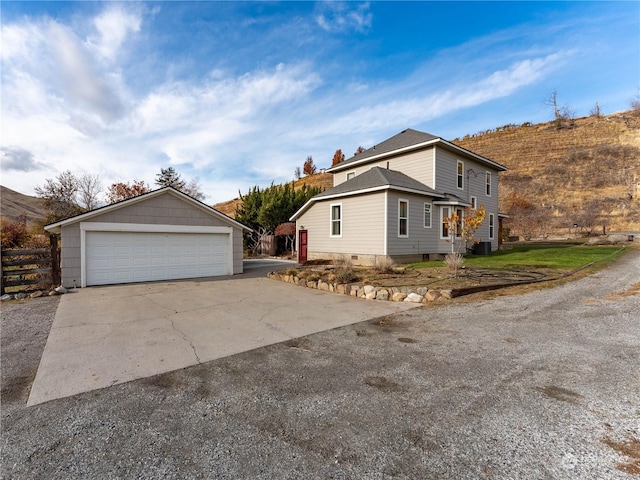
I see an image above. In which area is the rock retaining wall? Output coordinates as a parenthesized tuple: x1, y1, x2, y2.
(267, 272, 451, 304)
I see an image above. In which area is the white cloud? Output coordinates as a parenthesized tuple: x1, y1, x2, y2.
(89, 5, 142, 61)
(316, 2, 372, 33)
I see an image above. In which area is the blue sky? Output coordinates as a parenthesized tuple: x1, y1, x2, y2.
(1, 1, 638, 204)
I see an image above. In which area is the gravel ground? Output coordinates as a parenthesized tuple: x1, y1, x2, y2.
(1, 250, 639, 479)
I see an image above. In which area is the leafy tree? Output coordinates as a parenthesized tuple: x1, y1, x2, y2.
(443, 205, 486, 277)
(155, 167, 186, 190)
(354, 146, 366, 156)
(503, 191, 550, 240)
(303, 156, 317, 176)
(106, 180, 150, 203)
(1, 215, 30, 248)
(331, 149, 345, 166)
(77, 174, 103, 210)
(35, 170, 84, 223)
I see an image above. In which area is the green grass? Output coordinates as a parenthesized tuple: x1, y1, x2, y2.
(407, 245, 627, 271)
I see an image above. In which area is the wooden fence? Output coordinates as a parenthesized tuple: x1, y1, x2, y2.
(1, 236, 60, 295)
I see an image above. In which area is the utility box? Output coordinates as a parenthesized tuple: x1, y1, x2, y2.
(473, 241, 492, 255)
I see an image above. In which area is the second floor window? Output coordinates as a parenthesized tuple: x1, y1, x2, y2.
(486, 172, 491, 196)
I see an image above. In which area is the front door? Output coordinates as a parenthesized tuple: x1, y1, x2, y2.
(298, 230, 307, 263)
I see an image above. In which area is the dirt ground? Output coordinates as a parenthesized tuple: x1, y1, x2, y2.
(1, 251, 639, 479)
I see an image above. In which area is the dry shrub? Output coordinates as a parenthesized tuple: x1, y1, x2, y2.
(444, 252, 464, 277)
(333, 255, 354, 271)
(372, 256, 396, 274)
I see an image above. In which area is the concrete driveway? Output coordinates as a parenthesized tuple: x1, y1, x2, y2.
(28, 260, 417, 406)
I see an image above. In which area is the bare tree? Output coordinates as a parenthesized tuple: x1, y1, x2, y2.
(77, 174, 103, 210)
(544, 89, 574, 129)
(589, 101, 602, 117)
(630, 87, 640, 112)
(294, 166, 302, 180)
(184, 177, 205, 201)
(35, 170, 83, 223)
(354, 146, 366, 156)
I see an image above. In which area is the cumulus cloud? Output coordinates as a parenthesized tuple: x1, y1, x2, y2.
(316, 2, 372, 33)
(89, 5, 142, 61)
(1, 147, 45, 172)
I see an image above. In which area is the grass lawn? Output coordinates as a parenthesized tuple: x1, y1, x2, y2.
(407, 244, 628, 272)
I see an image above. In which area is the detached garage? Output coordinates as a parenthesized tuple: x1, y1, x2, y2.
(45, 187, 251, 288)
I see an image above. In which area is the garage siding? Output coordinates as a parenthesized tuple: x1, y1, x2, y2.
(59, 192, 245, 288)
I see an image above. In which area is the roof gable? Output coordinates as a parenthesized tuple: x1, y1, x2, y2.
(44, 187, 251, 233)
(329, 128, 507, 172)
(290, 167, 444, 220)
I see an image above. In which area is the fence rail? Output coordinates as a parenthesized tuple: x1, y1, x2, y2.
(1, 236, 60, 295)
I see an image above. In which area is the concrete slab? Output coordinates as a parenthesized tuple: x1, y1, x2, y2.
(28, 264, 418, 405)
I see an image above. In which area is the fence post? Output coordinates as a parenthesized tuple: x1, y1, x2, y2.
(50, 235, 61, 286)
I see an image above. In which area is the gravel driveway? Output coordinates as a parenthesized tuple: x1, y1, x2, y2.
(2, 250, 639, 479)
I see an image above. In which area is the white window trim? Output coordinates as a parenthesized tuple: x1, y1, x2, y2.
(457, 160, 464, 190)
(486, 172, 492, 197)
(423, 202, 432, 228)
(489, 213, 495, 240)
(440, 206, 451, 239)
(330, 203, 342, 238)
(398, 199, 409, 238)
(470, 196, 477, 209)
(346, 171, 356, 181)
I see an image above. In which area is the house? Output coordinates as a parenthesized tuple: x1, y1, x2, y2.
(45, 187, 251, 288)
(290, 128, 507, 265)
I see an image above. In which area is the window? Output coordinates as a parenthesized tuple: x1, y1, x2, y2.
(470, 196, 477, 209)
(346, 172, 356, 181)
(398, 200, 408, 237)
(423, 203, 432, 228)
(486, 172, 491, 196)
(489, 214, 495, 239)
(441, 206, 450, 238)
(455, 208, 464, 237)
(331, 204, 342, 237)
(457, 160, 464, 189)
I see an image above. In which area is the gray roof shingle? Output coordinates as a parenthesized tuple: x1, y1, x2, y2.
(315, 166, 443, 199)
(336, 128, 439, 168)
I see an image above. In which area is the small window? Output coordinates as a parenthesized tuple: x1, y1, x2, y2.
(398, 200, 408, 237)
(470, 196, 477, 209)
(457, 160, 464, 189)
(346, 172, 356, 181)
(331, 204, 342, 237)
(423, 203, 432, 228)
(455, 207, 464, 237)
(489, 213, 495, 239)
(441, 206, 451, 238)
(486, 172, 491, 196)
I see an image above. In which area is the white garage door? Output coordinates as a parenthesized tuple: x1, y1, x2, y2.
(86, 231, 229, 286)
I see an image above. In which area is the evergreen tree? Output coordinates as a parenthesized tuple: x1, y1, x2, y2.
(155, 167, 186, 190)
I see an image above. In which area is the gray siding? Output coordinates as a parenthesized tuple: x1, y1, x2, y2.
(297, 193, 385, 258)
(435, 146, 502, 251)
(385, 192, 441, 256)
(334, 147, 435, 188)
(59, 191, 244, 287)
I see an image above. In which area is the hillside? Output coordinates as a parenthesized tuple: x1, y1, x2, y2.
(453, 110, 640, 233)
(0, 186, 45, 227)
(214, 172, 333, 218)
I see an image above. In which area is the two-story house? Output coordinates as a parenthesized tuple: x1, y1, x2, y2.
(290, 128, 507, 265)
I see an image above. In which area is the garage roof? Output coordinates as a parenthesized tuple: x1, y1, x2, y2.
(44, 187, 252, 234)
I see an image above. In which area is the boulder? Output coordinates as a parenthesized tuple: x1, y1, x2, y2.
(416, 287, 428, 296)
(363, 285, 376, 295)
(404, 292, 423, 303)
(440, 290, 453, 299)
(15, 293, 28, 300)
(350, 286, 359, 297)
(55, 286, 68, 294)
(1, 294, 13, 302)
(307, 281, 317, 289)
(425, 290, 441, 302)
(392, 292, 406, 302)
(29, 291, 44, 299)
(376, 289, 389, 301)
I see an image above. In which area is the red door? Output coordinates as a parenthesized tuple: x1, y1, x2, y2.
(298, 230, 308, 263)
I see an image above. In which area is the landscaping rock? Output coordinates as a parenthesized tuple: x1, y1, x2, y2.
(317, 280, 329, 291)
(55, 286, 68, 294)
(48, 291, 58, 296)
(425, 290, 441, 302)
(392, 292, 406, 302)
(440, 290, 453, 299)
(404, 292, 424, 303)
(350, 286, 359, 297)
(1, 294, 14, 301)
(365, 290, 377, 300)
(417, 287, 428, 296)
(29, 291, 44, 299)
(363, 285, 375, 296)
(376, 289, 389, 301)
(15, 293, 28, 300)
(307, 281, 317, 289)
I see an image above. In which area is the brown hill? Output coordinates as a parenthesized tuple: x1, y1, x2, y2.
(214, 172, 333, 218)
(453, 110, 640, 233)
(0, 186, 45, 227)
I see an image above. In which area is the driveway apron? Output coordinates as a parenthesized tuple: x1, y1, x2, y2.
(28, 266, 418, 405)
